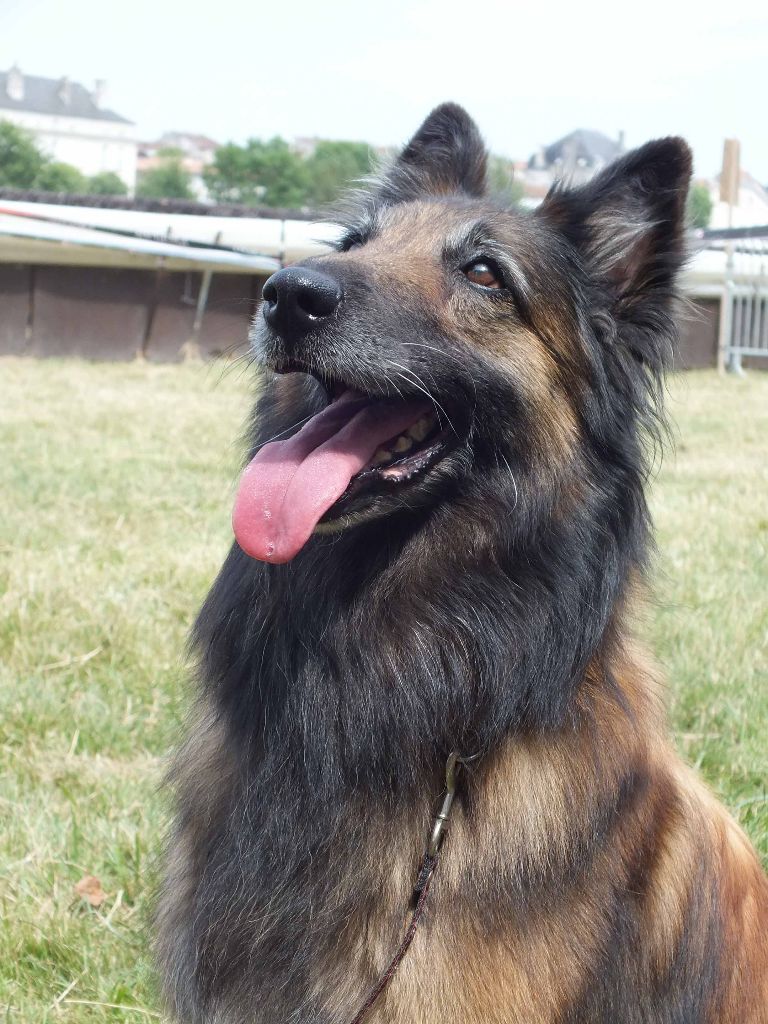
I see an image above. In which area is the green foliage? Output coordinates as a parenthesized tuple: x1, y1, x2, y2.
(204, 136, 309, 207)
(34, 160, 87, 193)
(136, 150, 195, 200)
(304, 140, 373, 206)
(0, 119, 46, 187)
(203, 137, 526, 211)
(87, 171, 129, 196)
(487, 154, 524, 205)
(687, 182, 713, 229)
(0, 119, 129, 196)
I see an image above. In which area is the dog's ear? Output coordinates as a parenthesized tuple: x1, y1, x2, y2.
(537, 138, 692, 316)
(377, 103, 487, 204)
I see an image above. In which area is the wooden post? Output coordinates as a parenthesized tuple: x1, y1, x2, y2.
(717, 140, 740, 373)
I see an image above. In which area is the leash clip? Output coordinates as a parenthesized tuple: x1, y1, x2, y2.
(427, 751, 463, 858)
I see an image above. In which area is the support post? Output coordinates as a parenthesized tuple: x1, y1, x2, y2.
(180, 268, 213, 361)
(717, 244, 734, 374)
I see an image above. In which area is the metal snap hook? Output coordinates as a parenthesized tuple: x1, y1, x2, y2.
(427, 750, 477, 858)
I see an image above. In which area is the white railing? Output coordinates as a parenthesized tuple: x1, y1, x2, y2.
(705, 234, 768, 372)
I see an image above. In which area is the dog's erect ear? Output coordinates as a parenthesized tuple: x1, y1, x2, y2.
(377, 103, 487, 204)
(537, 138, 692, 311)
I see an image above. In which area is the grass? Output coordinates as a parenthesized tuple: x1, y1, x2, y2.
(1, 358, 766, 1020)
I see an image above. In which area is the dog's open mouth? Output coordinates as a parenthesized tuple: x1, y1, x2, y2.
(232, 380, 451, 564)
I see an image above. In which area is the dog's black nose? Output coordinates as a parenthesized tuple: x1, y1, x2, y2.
(262, 266, 343, 338)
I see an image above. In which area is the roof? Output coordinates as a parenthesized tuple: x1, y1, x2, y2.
(534, 129, 622, 170)
(158, 131, 219, 151)
(0, 68, 132, 124)
(0, 203, 281, 273)
(0, 198, 339, 268)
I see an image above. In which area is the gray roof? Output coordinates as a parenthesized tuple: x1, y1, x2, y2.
(0, 69, 133, 124)
(533, 129, 622, 170)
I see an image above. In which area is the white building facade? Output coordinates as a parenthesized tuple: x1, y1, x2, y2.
(0, 66, 137, 190)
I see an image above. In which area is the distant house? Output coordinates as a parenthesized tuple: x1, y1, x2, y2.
(533, 129, 624, 177)
(519, 129, 625, 203)
(0, 65, 137, 189)
(137, 131, 219, 200)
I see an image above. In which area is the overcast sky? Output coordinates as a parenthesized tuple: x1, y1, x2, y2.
(3, 0, 768, 180)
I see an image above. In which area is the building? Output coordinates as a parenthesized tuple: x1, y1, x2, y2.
(0, 65, 137, 189)
(137, 131, 219, 201)
(518, 129, 625, 203)
(530, 128, 625, 181)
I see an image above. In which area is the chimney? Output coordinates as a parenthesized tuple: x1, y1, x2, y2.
(6, 64, 24, 101)
(57, 76, 72, 106)
(92, 79, 106, 108)
(617, 129, 626, 153)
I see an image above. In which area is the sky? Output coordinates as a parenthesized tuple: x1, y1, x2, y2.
(3, 0, 768, 180)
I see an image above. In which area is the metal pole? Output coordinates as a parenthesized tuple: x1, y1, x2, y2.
(181, 268, 213, 361)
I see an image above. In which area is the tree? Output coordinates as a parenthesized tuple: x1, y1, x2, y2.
(687, 182, 713, 230)
(34, 161, 87, 193)
(0, 120, 46, 187)
(88, 171, 128, 196)
(203, 137, 308, 208)
(1, 120, 127, 196)
(136, 148, 194, 200)
(487, 154, 524, 206)
(304, 140, 373, 206)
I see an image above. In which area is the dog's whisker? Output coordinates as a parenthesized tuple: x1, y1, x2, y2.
(380, 371, 406, 401)
(387, 361, 459, 438)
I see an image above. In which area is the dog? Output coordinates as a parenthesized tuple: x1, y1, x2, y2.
(156, 104, 768, 1022)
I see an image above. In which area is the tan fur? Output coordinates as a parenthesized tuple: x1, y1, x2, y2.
(283, 638, 768, 1023)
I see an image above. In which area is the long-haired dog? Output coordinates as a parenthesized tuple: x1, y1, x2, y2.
(157, 104, 768, 1022)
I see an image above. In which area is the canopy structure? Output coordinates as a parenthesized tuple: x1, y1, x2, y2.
(0, 204, 280, 274)
(0, 200, 345, 359)
(0, 199, 339, 271)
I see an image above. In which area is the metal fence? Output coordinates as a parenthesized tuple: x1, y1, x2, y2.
(702, 229, 768, 372)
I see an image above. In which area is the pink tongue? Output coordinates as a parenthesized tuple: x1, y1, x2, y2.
(233, 391, 429, 563)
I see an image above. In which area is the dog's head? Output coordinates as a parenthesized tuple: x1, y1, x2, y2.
(234, 104, 691, 565)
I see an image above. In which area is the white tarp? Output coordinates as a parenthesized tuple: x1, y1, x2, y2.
(0, 199, 339, 271)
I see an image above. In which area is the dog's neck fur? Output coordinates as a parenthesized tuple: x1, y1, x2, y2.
(169, 531, 660, 1021)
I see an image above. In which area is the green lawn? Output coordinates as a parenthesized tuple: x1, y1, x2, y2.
(1, 359, 766, 1021)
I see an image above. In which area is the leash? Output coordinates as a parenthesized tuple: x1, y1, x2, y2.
(347, 751, 477, 1024)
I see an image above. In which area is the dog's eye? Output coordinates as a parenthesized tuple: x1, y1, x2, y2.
(463, 260, 502, 289)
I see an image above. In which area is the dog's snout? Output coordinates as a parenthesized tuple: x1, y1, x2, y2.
(262, 266, 343, 338)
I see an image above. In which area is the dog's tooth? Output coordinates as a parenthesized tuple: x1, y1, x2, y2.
(394, 434, 413, 453)
(408, 417, 430, 442)
(372, 447, 391, 466)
